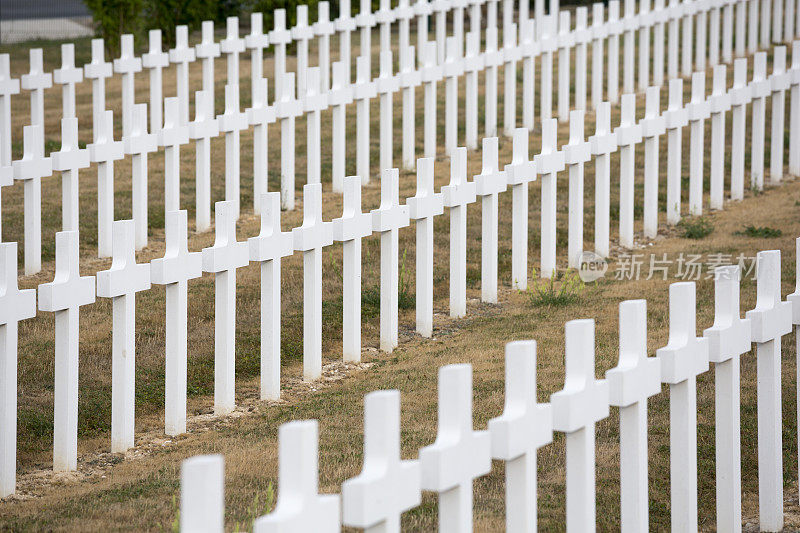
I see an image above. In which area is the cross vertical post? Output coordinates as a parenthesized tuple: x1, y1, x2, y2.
(87, 110, 124, 258)
(686, 72, 710, 215)
(505, 128, 537, 289)
(663, 78, 686, 224)
(53, 43, 82, 119)
(169, 26, 196, 125)
(565, 111, 592, 268)
(51, 117, 90, 233)
(729, 58, 751, 200)
(113, 34, 142, 138)
(142, 29, 169, 134)
(189, 90, 219, 232)
(708, 65, 731, 210)
(641, 86, 666, 238)
(217, 84, 248, 219)
(535, 119, 565, 278)
(474, 137, 507, 303)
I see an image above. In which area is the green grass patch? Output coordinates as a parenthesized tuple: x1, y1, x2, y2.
(526, 269, 585, 307)
(734, 225, 783, 238)
(678, 217, 714, 239)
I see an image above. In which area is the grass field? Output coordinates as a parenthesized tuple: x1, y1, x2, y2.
(0, 20, 798, 531)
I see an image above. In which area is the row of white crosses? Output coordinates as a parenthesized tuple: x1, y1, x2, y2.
(0, 0, 794, 276)
(179, 242, 796, 531)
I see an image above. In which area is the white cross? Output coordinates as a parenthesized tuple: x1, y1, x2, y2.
(574, 7, 590, 111)
(564, 110, 592, 268)
(293, 183, 334, 381)
(790, 237, 800, 327)
(315, 2, 336, 92)
(270, 10, 291, 96)
(605, 300, 661, 531)
(707, 64, 730, 211)
(420, 41, 441, 159)
(588, 102, 617, 257)
(330, 61, 353, 193)
(750, 52, 770, 190)
(88, 110, 124, 258)
(342, 390, 421, 532)
(729, 58, 751, 201)
(12, 124, 51, 275)
(503, 23, 520, 135)
(352, 55, 375, 184)
(356, 0, 376, 72)
(430, 0, 449, 64)
(160, 97, 189, 218)
(202, 201, 249, 415)
(473, 137, 507, 303)
(488, 340, 553, 532)
(220, 17, 245, 92)
(20, 48, 52, 127)
(484, 27, 502, 137)
(534, 118, 565, 278)
(151, 210, 202, 436)
(217, 84, 248, 220)
(539, 16, 558, 120)
(652, 0, 666, 86)
(606, 2, 622, 104)
(305, 67, 327, 185)
(113, 34, 142, 138)
(520, 20, 539, 132)
(557, 12, 573, 122)
(789, 42, 800, 177)
(51, 117, 90, 232)
(96, 219, 151, 453)
(615, 93, 642, 249)
(246, 13, 270, 101)
(333, 176, 372, 360)
(276, 73, 303, 210)
(770, 46, 790, 185)
(371, 168, 410, 352)
(190, 90, 219, 233)
(83, 39, 112, 142)
(505, 128, 537, 290)
(142, 29, 169, 134)
(746, 250, 792, 530)
(415, 0, 433, 61)
(180, 455, 225, 533)
(335, 0, 356, 84)
(408, 158, 443, 337)
(703, 265, 750, 531)
(591, 3, 606, 108)
(253, 421, 340, 533)
(169, 26, 196, 125)
(655, 281, 709, 532)
(293, 6, 315, 99)
(375, 0, 395, 52)
(125, 103, 158, 250)
(420, 364, 491, 531)
(686, 72, 710, 216)
(247, 77, 276, 213)
(663, 78, 687, 224)
(641, 86, 666, 238)
(195, 21, 221, 117)
(376, 50, 398, 172)
(442, 147, 477, 318)
(622, 0, 637, 94)
(0, 242, 36, 496)
(248, 192, 294, 401)
(465, 32, 485, 149)
(551, 319, 610, 533)
(0, 54, 19, 174)
(38, 230, 95, 472)
(53, 43, 83, 119)
(399, 42, 418, 172)
(444, 37, 463, 156)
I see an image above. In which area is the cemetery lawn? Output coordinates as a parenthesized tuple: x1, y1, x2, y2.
(1, 29, 799, 531)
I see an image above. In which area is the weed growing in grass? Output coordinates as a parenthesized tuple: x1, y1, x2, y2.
(233, 484, 276, 532)
(526, 269, 585, 307)
(678, 217, 714, 239)
(362, 247, 416, 314)
(734, 225, 783, 238)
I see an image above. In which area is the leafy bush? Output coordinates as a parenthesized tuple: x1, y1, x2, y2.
(84, 0, 146, 55)
(678, 216, 714, 239)
(527, 269, 584, 307)
(734, 225, 783, 238)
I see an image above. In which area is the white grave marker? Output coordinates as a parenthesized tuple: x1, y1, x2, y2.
(588, 102, 617, 258)
(305, 67, 327, 184)
(96, 220, 151, 452)
(142, 30, 169, 134)
(653, 0, 666, 86)
(180, 455, 225, 533)
(54, 43, 82, 119)
(253, 421, 340, 533)
(12, 124, 52, 275)
(606, 301, 661, 532)
(84, 39, 112, 142)
(488, 340, 553, 532)
(663, 78, 686, 224)
(557, 12, 573, 122)
(249, 193, 294, 399)
(220, 17, 245, 93)
(38, 231, 95, 472)
(329, 62, 353, 193)
(113, 34, 142, 138)
(195, 22, 221, 117)
(565, 111, 592, 268)
(591, 3, 606, 108)
(641, 86, 665, 238)
(770, 46, 789, 184)
(170, 26, 196, 125)
(246, 14, 270, 103)
(399, 45, 420, 169)
(315, 3, 335, 91)
(52, 117, 90, 232)
(442, 147, 477, 317)
(504, 23, 520, 135)
(159, 97, 189, 216)
(686, 72, 710, 216)
(444, 37, 463, 156)
(88, 110, 124, 258)
(474, 137, 507, 303)
(681, 0, 694, 76)
(189, 91, 219, 232)
(655, 282, 710, 532)
(0, 55, 19, 195)
(420, 364, 491, 532)
(667, 0, 680, 78)
(520, 20, 538, 131)
(535, 119, 565, 278)
(408, 158, 443, 337)
(551, 319, 610, 533)
(218, 84, 248, 219)
(730, 58, 751, 200)
(247, 78, 276, 212)
(505, 128, 537, 290)
(540, 16, 557, 120)
(745, 250, 792, 531)
(293, 7, 314, 97)
(615, 94, 642, 249)
(21, 48, 51, 127)
(354, 56, 377, 182)
(125, 104, 157, 250)
(0, 242, 36, 497)
(202, 201, 249, 415)
(356, 0, 376, 67)
(639, 0, 652, 90)
(607, 1, 622, 104)
(276, 73, 302, 211)
(708, 65, 731, 211)
(270, 11, 291, 97)
(293, 184, 334, 381)
(484, 27, 502, 137)
(420, 42, 441, 158)
(751, 52, 770, 190)
(342, 390, 421, 532)
(789, 42, 800, 177)
(574, 7, 590, 111)
(333, 177, 372, 360)
(703, 265, 751, 532)
(151, 210, 202, 436)
(623, 0, 637, 93)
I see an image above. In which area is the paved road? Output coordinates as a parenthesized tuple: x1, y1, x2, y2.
(0, 0, 89, 20)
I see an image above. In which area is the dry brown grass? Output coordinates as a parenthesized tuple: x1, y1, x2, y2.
(0, 23, 798, 531)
